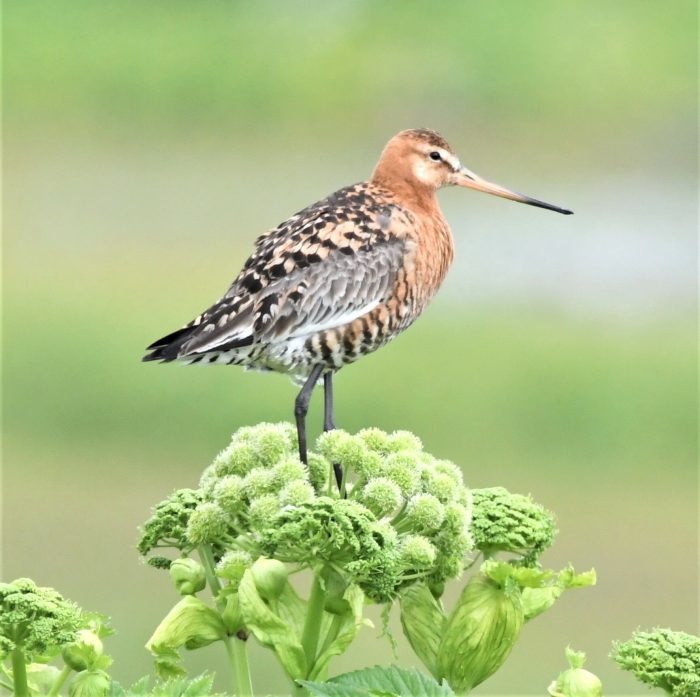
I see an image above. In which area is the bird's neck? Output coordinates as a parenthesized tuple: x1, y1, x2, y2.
(370, 167, 440, 216)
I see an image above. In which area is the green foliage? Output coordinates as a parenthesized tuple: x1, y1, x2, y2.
(107, 674, 224, 697)
(611, 628, 700, 697)
(300, 664, 455, 697)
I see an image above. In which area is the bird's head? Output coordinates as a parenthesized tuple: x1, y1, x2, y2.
(373, 128, 572, 215)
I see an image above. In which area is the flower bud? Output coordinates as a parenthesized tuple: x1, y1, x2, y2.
(388, 430, 423, 452)
(212, 442, 258, 477)
(247, 494, 280, 530)
(381, 453, 421, 497)
(185, 502, 228, 545)
(424, 472, 459, 503)
(548, 647, 603, 697)
(279, 480, 314, 506)
(317, 430, 369, 473)
(216, 549, 253, 584)
(437, 573, 524, 692)
(272, 457, 307, 487)
(169, 558, 206, 596)
(433, 460, 463, 486)
(306, 452, 331, 493)
(357, 427, 392, 454)
(247, 423, 293, 467)
(399, 535, 437, 569)
(361, 477, 402, 517)
(242, 468, 278, 498)
(68, 670, 110, 697)
(62, 629, 104, 671)
(404, 494, 445, 532)
(250, 558, 287, 602)
(212, 475, 245, 515)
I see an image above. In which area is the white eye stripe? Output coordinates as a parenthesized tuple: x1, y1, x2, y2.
(445, 154, 461, 172)
(427, 147, 461, 172)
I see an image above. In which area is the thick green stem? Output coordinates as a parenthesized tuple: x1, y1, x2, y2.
(10, 648, 28, 697)
(301, 570, 327, 676)
(198, 546, 253, 697)
(223, 635, 253, 697)
(47, 665, 72, 697)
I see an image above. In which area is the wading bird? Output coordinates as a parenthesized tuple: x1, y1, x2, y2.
(144, 129, 572, 482)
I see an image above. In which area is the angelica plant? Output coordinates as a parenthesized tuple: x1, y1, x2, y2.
(0, 579, 112, 697)
(138, 423, 474, 693)
(611, 628, 700, 696)
(137, 422, 598, 696)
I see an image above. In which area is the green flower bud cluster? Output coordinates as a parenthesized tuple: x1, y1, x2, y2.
(140, 424, 472, 603)
(198, 423, 324, 536)
(0, 578, 83, 660)
(611, 628, 700, 697)
(1, 579, 114, 697)
(470, 486, 557, 565)
(260, 427, 472, 601)
(137, 488, 204, 565)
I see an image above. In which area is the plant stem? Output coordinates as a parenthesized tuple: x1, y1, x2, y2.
(10, 648, 28, 697)
(301, 570, 327, 675)
(198, 546, 253, 697)
(47, 665, 72, 697)
(199, 545, 224, 601)
(318, 613, 343, 656)
(223, 635, 253, 697)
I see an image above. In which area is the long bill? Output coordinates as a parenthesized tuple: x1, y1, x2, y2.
(450, 166, 573, 215)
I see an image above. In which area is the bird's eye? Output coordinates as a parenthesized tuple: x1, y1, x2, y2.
(429, 151, 442, 161)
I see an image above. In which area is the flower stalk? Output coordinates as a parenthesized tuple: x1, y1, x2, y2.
(301, 571, 327, 673)
(46, 664, 73, 697)
(198, 545, 253, 697)
(10, 648, 28, 697)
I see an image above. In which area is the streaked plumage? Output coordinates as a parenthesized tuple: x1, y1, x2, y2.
(144, 128, 572, 467)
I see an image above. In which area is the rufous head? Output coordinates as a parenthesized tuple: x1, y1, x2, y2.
(372, 128, 572, 215)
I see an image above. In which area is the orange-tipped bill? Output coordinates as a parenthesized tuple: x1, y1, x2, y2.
(450, 166, 573, 215)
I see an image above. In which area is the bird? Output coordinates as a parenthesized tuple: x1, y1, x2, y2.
(143, 128, 572, 483)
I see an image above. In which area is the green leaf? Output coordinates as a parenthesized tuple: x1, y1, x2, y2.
(237, 568, 307, 680)
(108, 674, 224, 697)
(399, 583, 446, 679)
(308, 584, 370, 681)
(522, 566, 596, 622)
(146, 596, 225, 653)
(272, 582, 308, 637)
(300, 665, 455, 697)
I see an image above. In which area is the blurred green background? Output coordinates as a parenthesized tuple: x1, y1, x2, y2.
(3, 1, 697, 694)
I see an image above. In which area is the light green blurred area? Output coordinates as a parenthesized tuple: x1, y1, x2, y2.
(3, 1, 697, 695)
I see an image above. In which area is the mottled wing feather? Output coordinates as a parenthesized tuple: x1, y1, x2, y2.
(175, 184, 411, 357)
(180, 240, 405, 355)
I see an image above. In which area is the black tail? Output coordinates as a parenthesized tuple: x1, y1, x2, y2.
(142, 326, 197, 362)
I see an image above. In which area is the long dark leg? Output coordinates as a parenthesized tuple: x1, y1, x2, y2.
(323, 371, 343, 491)
(295, 364, 324, 465)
